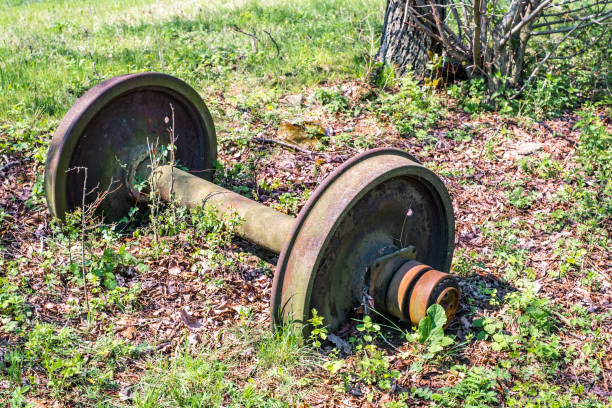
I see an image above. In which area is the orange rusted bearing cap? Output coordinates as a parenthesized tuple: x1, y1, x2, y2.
(385, 261, 432, 322)
(409, 269, 459, 326)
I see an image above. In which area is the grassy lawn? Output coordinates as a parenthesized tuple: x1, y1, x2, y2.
(0, 0, 610, 407)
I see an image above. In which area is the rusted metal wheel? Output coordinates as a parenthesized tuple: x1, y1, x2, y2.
(272, 148, 456, 331)
(44, 72, 216, 221)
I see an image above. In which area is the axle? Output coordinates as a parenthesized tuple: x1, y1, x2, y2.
(154, 165, 294, 253)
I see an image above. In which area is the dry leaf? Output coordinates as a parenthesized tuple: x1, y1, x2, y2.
(278, 121, 325, 148)
(120, 327, 136, 339)
(180, 309, 202, 330)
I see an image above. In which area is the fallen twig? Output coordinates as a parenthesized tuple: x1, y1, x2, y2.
(231, 25, 259, 52)
(0, 160, 18, 173)
(263, 30, 280, 57)
(251, 137, 330, 157)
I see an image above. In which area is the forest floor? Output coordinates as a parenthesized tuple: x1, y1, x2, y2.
(0, 0, 610, 407)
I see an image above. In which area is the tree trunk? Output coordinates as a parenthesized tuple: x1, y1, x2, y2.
(376, 0, 443, 78)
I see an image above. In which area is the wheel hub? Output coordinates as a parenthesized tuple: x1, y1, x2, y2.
(125, 145, 152, 201)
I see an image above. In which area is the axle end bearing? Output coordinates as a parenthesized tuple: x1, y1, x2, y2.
(386, 261, 459, 326)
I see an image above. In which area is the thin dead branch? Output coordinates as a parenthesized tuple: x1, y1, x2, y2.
(263, 30, 281, 57)
(231, 25, 260, 52)
(251, 137, 331, 158)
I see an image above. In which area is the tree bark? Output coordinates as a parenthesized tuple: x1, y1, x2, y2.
(376, 0, 443, 78)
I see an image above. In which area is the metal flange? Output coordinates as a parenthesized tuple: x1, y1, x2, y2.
(44, 72, 217, 221)
(272, 148, 455, 331)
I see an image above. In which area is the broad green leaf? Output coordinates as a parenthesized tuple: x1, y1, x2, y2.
(418, 316, 433, 343)
(428, 304, 448, 328)
(323, 358, 344, 375)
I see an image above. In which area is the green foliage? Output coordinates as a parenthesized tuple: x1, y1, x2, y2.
(412, 366, 510, 408)
(314, 87, 349, 113)
(447, 77, 490, 113)
(0, 0, 383, 128)
(334, 132, 376, 149)
(88, 245, 135, 290)
(518, 154, 562, 180)
(25, 324, 85, 391)
(356, 315, 381, 344)
(481, 220, 531, 281)
(190, 204, 243, 271)
(307, 309, 328, 349)
(346, 316, 400, 390)
(0, 324, 145, 398)
(133, 349, 231, 407)
(0, 277, 31, 334)
(373, 63, 397, 89)
(473, 317, 507, 351)
(575, 110, 611, 184)
(416, 304, 454, 355)
(376, 75, 445, 138)
(552, 237, 588, 278)
(448, 73, 582, 120)
(275, 191, 300, 215)
(506, 381, 610, 408)
(521, 74, 579, 120)
(472, 284, 565, 365)
(133, 324, 310, 407)
(255, 322, 307, 371)
(506, 284, 557, 337)
(405, 304, 455, 373)
(506, 186, 537, 210)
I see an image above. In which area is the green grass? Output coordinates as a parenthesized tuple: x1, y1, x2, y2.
(133, 322, 315, 407)
(0, 0, 383, 126)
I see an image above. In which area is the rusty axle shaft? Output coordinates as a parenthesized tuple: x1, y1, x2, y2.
(154, 165, 294, 253)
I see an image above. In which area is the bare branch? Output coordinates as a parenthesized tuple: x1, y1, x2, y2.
(499, 0, 554, 47)
(473, 0, 483, 70)
(533, 9, 612, 28)
(542, 0, 611, 18)
(549, 23, 611, 60)
(263, 30, 281, 57)
(531, 12, 612, 35)
(512, 24, 581, 97)
(451, 5, 465, 43)
(231, 25, 259, 52)
(251, 137, 331, 158)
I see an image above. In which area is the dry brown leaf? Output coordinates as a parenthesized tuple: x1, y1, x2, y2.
(180, 309, 202, 330)
(120, 326, 136, 339)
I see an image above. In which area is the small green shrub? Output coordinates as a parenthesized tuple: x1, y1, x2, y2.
(376, 76, 445, 138)
(307, 309, 328, 349)
(314, 87, 349, 113)
(0, 277, 31, 334)
(411, 366, 510, 407)
(522, 74, 579, 119)
(506, 186, 537, 210)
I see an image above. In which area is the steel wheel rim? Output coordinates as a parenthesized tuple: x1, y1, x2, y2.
(272, 148, 455, 331)
(44, 72, 217, 221)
